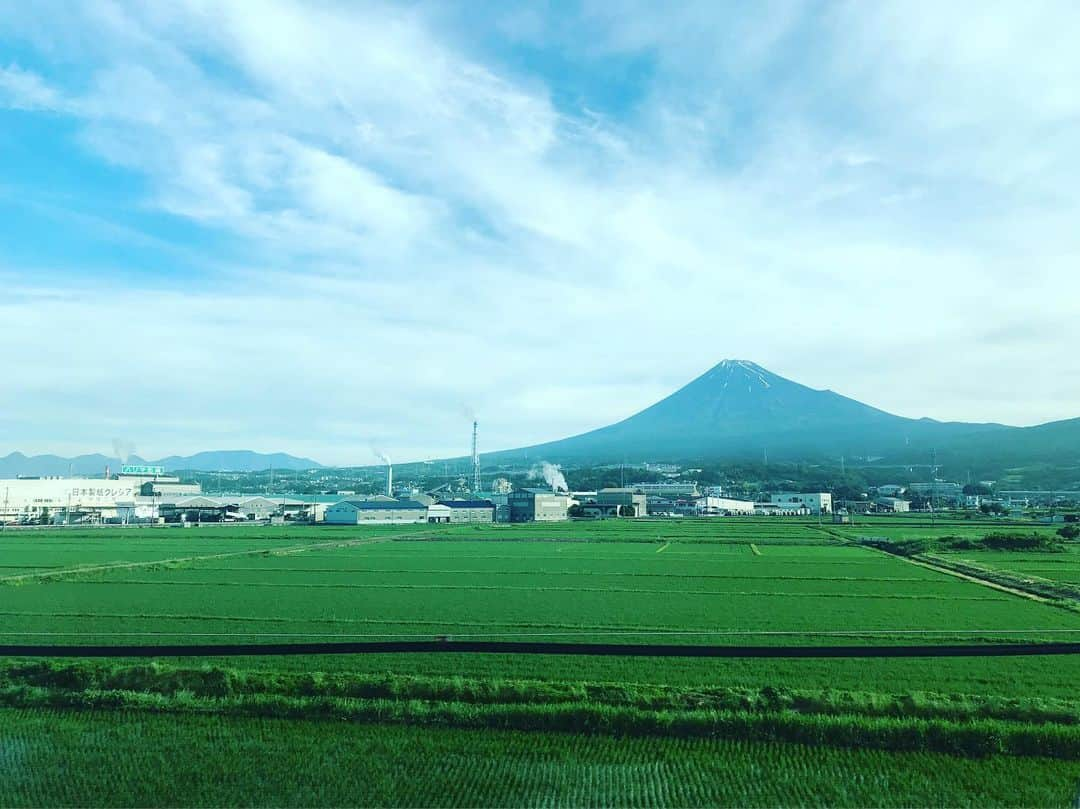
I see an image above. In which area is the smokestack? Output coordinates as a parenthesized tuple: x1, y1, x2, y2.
(472, 420, 480, 494)
(370, 445, 393, 498)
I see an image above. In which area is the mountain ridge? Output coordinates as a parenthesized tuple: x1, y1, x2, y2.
(0, 450, 323, 477)
(488, 359, 1069, 465)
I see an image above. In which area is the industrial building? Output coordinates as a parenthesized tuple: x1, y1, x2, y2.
(769, 492, 832, 515)
(324, 499, 429, 525)
(999, 490, 1080, 506)
(907, 482, 964, 501)
(629, 482, 700, 498)
(485, 492, 511, 523)
(508, 488, 571, 522)
(140, 480, 202, 498)
(427, 500, 495, 523)
(443, 500, 495, 523)
(593, 488, 648, 517)
(694, 496, 755, 516)
(1, 476, 143, 523)
(754, 502, 810, 516)
(874, 496, 910, 513)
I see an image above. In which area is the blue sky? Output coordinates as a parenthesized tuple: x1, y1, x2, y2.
(1, 1, 1078, 465)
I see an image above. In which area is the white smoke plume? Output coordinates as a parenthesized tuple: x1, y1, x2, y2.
(111, 438, 136, 464)
(369, 444, 391, 465)
(530, 461, 568, 492)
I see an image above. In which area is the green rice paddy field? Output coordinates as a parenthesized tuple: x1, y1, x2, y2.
(1, 517, 1078, 806)
(2, 710, 1077, 808)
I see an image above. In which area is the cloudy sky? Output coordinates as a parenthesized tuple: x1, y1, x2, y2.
(1, 1, 1078, 465)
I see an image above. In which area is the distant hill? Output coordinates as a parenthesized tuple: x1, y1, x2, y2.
(152, 451, 323, 473)
(489, 360, 1077, 466)
(0, 450, 323, 477)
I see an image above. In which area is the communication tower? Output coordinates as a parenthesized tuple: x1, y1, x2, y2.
(472, 420, 481, 494)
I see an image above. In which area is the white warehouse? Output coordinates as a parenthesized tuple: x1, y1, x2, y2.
(769, 492, 832, 515)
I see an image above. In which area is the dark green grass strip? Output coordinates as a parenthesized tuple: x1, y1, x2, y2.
(3, 640, 1080, 658)
(60, 580, 1007, 600)
(8, 660, 1080, 727)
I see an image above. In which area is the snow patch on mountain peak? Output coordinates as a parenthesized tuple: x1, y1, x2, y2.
(709, 359, 772, 389)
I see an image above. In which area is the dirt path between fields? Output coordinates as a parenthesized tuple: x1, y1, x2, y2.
(854, 542, 1075, 608)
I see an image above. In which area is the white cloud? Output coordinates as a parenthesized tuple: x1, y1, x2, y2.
(0, 64, 65, 110)
(1, 0, 1079, 462)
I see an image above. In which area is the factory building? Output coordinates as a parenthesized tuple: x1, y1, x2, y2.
(158, 496, 237, 523)
(324, 499, 428, 525)
(907, 482, 964, 501)
(629, 482, 700, 498)
(149, 495, 315, 523)
(485, 492, 511, 523)
(427, 500, 495, 523)
(593, 488, 648, 518)
(140, 480, 202, 498)
(998, 490, 1080, 506)
(578, 503, 622, 519)
(875, 497, 910, 513)
(1, 477, 141, 523)
(769, 492, 832, 515)
(509, 488, 571, 522)
(695, 496, 755, 516)
(754, 501, 810, 516)
(442, 500, 495, 523)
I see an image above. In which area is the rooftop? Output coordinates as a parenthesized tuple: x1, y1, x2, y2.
(340, 499, 427, 510)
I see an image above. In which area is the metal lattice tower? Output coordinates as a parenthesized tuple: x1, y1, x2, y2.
(472, 420, 481, 494)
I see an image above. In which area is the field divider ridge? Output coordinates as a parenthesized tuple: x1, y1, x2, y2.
(0, 533, 406, 586)
(858, 543, 1080, 611)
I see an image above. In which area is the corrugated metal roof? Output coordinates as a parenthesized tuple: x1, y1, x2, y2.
(339, 499, 427, 510)
(442, 500, 494, 509)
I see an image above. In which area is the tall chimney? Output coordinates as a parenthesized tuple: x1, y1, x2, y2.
(386, 462, 393, 497)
